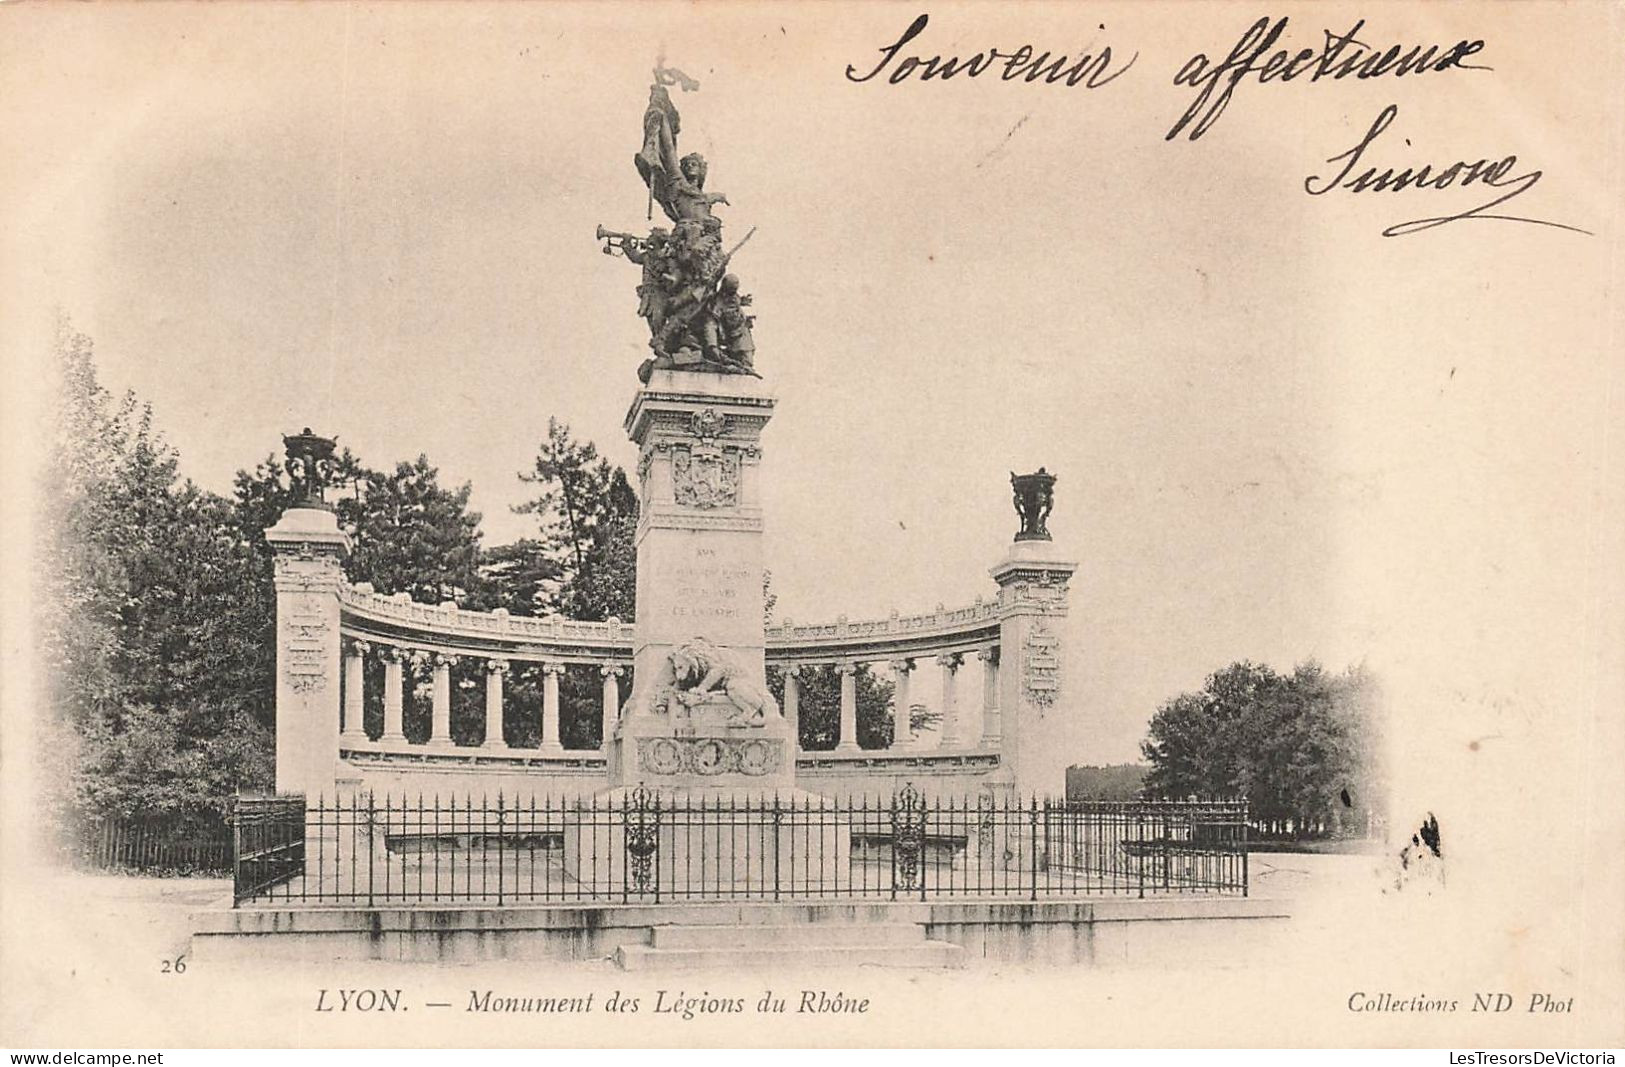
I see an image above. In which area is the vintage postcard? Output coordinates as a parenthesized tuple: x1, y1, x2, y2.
(1, 0, 1621, 1050)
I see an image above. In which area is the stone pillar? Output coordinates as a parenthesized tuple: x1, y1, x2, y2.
(265, 505, 351, 798)
(888, 658, 915, 749)
(783, 665, 802, 750)
(341, 639, 369, 745)
(609, 370, 794, 792)
(599, 664, 623, 750)
(938, 652, 965, 746)
(991, 539, 1078, 796)
(483, 658, 509, 750)
(430, 652, 455, 746)
(979, 645, 1001, 745)
(836, 663, 859, 753)
(379, 646, 406, 744)
(540, 662, 564, 752)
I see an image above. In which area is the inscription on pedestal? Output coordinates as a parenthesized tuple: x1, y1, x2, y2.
(288, 606, 329, 693)
(669, 546, 749, 622)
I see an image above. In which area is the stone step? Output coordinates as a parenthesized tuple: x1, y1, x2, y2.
(615, 940, 965, 972)
(650, 922, 926, 950)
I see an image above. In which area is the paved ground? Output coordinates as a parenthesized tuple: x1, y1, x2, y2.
(21, 851, 1374, 952)
(17, 847, 1536, 1048)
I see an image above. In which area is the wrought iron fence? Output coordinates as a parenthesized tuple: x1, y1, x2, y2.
(231, 787, 1247, 907)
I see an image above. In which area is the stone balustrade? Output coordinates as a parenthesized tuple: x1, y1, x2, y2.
(333, 581, 1008, 766)
(339, 584, 631, 652)
(764, 597, 1001, 652)
(765, 597, 1004, 757)
(336, 586, 632, 762)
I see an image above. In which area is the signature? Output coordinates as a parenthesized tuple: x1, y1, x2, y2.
(1305, 105, 1592, 238)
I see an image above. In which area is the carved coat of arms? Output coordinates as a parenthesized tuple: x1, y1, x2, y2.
(672, 446, 739, 508)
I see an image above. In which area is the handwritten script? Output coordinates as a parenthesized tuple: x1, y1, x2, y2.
(844, 13, 1591, 238)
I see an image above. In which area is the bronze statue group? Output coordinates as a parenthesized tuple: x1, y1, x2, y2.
(600, 68, 758, 382)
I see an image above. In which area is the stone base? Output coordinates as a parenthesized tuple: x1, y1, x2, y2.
(608, 695, 797, 792)
(613, 919, 963, 970)
(193, 898, 1289, 967)
(563, 785, 850, 898)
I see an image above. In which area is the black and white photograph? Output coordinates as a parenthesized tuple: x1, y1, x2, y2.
(1, 0, 1621, 1051)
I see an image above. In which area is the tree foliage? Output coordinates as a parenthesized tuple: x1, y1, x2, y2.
(39, 322, 276, 822)
(1139, 660, 1386, 837)
(514, 418, 638, 622)
(234, 451, 489, 607)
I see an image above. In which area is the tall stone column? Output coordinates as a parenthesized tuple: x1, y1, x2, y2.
(540, 662, 564, 752)
(888, 658, 914, 749)
(430, 652, 455, 746)
(979, 645, 1002, 745)
(836, 663, 859, 753)
(991, 470, 1078, 796)
(341, 639, 369, 745)
(938, 652, 965, 746)
(483, 658, 509, 750)
(265, 505, 351, 798)
(379, 646, 406, 744)
(599, 664, 623, 750)
(782, 665, 802, 750)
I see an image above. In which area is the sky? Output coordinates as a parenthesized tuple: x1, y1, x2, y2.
(4, 2, 1619, 791)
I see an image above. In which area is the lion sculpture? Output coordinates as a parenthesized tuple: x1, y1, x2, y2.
(666, 637, 778, 727)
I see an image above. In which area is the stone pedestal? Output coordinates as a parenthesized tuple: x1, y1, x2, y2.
(990, 538, 1077, 798)
(265, 506, 352, 798)
(573, 371, 850, 890)
(608, 370, 786, 791)
(563, 785, 850, 899)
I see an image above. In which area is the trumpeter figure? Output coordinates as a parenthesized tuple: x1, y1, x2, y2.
(598, 62, 759, 382)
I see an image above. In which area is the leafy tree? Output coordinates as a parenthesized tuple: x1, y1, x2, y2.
(235, 451, 488, 607)
(38, 322, 277, 824)
(349, 456, 488, 605)
(512, 420, 640, 742)
(477, 537, 561, 617)
(515, 418, 638, 621)
(1139, 660, 1385, 837)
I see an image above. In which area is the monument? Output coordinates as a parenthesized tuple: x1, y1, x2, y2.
(567, 65, 843, 889)
(600, 62, 788, 794)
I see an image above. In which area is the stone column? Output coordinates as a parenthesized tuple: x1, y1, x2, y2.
(612, 371, 791, 792)
(379, 646, 406, 744)
(540, 662, 564, 752)
(836, 663, 859, 753)
(341, 639, 369, 745)
(599, 664, 623, 750)
(265, 505, 350, 797)
(783, 665, 802, 750)
(979, 645, 1001, 745)
(483, 658, 509, 750)
(938, 652, 965, 746)
(991, 538, 1078, 796)
(430, 652, 455, 746)
(888, 658, 914, 749)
